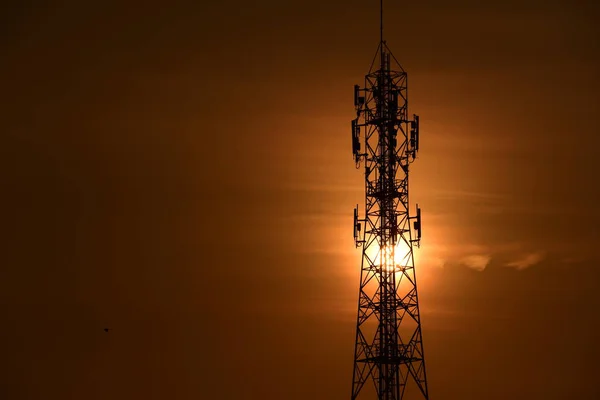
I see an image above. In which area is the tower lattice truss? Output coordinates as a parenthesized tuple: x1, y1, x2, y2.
(350, 41, 429, 400)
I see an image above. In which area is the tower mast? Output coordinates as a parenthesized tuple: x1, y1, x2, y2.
(350, 1, 429, 399)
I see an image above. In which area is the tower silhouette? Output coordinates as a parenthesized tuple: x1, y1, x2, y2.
(350, 2, 429, 399)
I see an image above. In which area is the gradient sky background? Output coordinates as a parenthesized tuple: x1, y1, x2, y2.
(1, 0, 599, 399)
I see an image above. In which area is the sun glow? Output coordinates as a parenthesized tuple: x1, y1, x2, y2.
(363, 237, 418, 273)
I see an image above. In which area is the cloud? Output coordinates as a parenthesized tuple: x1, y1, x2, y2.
(460, 254, 492, 271)
(432, 189, 507, 201)
(506, 252, 545, 270)
(426, 256, 447, 269)
(559, 255, 588, 265)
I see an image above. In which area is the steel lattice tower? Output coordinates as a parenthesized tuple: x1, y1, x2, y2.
(350, 2, 429, 399)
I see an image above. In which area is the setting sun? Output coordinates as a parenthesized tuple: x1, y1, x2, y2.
(361, 237, 418, 273)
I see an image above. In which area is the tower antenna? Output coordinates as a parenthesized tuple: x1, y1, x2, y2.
(380, 0, 383, 43)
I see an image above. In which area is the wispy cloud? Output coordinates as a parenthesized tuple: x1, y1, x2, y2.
(460, 254, 492, 271)
(559, 255, 589, 265)
(506, 252, 545, 270)
(431, 189, 508, 201)
(423, 241, 551, 273)
(282, 182, 359, 193)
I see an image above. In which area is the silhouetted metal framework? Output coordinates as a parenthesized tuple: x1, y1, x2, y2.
(350, 38, 429, 400)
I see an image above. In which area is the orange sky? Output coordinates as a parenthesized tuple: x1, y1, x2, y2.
(1, 1, 599, 399)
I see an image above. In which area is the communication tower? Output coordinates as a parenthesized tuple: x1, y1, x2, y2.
(350, 1, 429, 399)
